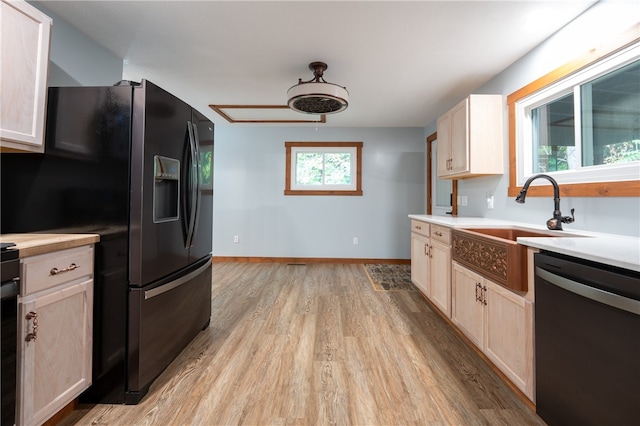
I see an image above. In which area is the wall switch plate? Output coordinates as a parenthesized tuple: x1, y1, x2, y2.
(233, 235, 239, 243)
(353, 237, 359, 245)
(460, 195, 468, 206)
(487, 196, 494, 209)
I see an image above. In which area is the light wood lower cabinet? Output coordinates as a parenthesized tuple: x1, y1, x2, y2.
(17, 246, 94, 426)
(484, 280, 534, 400)
(428, 228, 451, 318)
(451, 261, 534, 400)
(411, 232, 430, 295)
(410, 222, 452, 318)
(451, 263, 485, 348)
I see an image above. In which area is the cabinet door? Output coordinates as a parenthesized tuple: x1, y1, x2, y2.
(451, 262, 484, 348)
(18, 279, 93, 426)
(429, 240, 451, 318)
(0, 0, 51, 152)
(436, 113, 452, 177)
(411, 233, 430, 296)
(484, 280, 534, 399)
(449, 98, 469, 174)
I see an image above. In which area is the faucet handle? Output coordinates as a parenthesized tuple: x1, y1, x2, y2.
(562, 208, 575, 224)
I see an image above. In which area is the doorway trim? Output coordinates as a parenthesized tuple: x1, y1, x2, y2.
(426, 132, 457, 216)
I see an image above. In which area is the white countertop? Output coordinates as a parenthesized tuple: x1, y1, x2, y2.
(409, 214, 640, 272)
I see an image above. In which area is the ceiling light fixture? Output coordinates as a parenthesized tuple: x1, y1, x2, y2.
(287, 62, 349, 115)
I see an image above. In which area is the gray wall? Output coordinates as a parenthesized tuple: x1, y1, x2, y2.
(213, 126, 425, 259)
(29, 3, 426, 260)
(429, 1, 640, 237)
(29, 0, 639, 261)
(32, 2, 123, 86)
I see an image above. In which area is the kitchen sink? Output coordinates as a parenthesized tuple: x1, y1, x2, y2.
(460, 228, 574, 242)
(451, 227, 578, 292)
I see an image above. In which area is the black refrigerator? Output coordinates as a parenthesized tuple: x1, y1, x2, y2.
(0, 80, 213, 404)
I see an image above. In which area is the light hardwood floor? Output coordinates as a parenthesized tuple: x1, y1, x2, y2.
(60, 262, 545, 425)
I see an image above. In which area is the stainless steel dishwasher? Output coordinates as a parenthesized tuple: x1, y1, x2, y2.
(534, 251, 640, 426)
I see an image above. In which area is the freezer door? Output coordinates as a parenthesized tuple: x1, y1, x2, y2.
(188, 108, 214, 263)
(126, 257, 212, 404)
(129, 81, 192, 286)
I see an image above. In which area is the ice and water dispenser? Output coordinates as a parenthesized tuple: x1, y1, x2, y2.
(153, 156, 180, 222)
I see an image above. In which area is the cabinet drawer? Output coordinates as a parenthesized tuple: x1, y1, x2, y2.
(411, 220, 430, 237)
(431, 225, 451, 245)
(21, 245, 94, 295)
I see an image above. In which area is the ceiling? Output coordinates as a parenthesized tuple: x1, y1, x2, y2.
(36, 1, 597, 128)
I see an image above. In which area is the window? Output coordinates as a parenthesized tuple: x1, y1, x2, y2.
(508, 25, 640, 197)
(284, 142, 362, 195)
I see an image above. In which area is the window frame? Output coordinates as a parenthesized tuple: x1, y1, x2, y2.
(507, 23, 640, 198)
(284, 141, 363, 196)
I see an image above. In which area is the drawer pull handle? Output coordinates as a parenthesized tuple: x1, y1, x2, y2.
(415, 225, 421, 230)
(50, 263, 79, 276)
(25, 311, 38, 342)
(435, 231, 442, 237)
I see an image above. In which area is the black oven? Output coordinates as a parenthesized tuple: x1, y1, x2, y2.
(534, 251, 640, 426)
(1, 243, 19, 426)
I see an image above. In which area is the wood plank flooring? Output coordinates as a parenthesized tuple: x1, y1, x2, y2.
(60, 262, 546, 425)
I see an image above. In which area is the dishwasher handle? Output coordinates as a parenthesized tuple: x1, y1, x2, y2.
(1, 279, 19, 300)
(536, 267, 640, 316)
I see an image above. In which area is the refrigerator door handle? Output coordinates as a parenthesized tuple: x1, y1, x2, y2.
(190, 123, 202, 246)
(144, 259, 210, 300)
(185, 121, 198, 248)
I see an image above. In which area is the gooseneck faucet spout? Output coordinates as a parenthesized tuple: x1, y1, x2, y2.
(515, 174, 575, 230)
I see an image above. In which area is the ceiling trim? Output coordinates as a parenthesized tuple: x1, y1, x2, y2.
(209, 104, 327, 124)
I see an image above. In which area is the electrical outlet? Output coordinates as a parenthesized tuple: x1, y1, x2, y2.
(353, 237, 359, 245)
(487, 196, 494, 209)
(233, 235, 239, 243)
(461, 195, 468, 206)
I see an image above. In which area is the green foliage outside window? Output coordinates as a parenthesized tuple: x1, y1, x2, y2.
(603, 140, 640, 164)
(296, 153, 323, 185)
(323, 153, 352, 184)
(537, 146, 572, 172)
(296, 152, 352, 186)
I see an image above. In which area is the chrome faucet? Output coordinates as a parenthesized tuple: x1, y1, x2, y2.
(515, 173, 575, 230)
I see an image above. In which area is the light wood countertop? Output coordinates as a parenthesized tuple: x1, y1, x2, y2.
(0, 233, 100, 258)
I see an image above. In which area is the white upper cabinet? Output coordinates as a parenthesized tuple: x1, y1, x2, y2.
(1, 0, 52, 153)
(437, 94, 504, 179)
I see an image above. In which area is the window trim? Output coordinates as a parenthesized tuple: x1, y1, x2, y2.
(507, 22, 640, 198)
(284, 141, 363, 196)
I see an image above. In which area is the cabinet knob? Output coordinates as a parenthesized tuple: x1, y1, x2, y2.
(25, 311, 38, 342)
